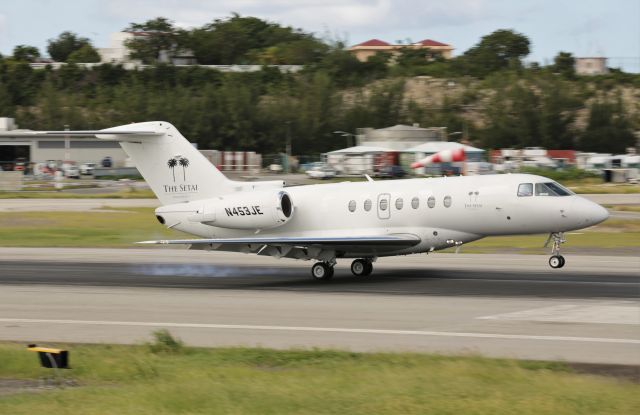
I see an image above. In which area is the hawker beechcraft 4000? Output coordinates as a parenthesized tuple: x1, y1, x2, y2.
(10, 122, 609, 280)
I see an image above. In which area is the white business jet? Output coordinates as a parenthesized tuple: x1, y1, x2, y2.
(14, 122, 609, 279)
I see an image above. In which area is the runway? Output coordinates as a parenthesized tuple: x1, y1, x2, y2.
(0, 248, 638, 365)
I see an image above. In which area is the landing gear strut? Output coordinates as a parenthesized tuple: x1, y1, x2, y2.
(311, 262, 334, 280)
(350, 259, 373, 276)
(546, 232, 566, 269)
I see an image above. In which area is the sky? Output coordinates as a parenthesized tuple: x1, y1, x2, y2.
(0, 0, 638, 72)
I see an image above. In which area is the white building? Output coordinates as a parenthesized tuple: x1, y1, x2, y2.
(575, 57, 608, 75)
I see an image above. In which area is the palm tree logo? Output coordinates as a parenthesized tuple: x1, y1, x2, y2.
(178, 157, 190, 181)
(167, 158, 178, 182)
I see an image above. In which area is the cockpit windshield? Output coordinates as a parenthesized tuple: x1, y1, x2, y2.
(535, 182, 574, 196)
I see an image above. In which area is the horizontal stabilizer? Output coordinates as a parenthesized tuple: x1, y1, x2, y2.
(137, 234, 421, 247)
(0, 130, 162, 138)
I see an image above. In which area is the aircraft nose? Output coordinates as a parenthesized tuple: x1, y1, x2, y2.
(575, 198, 609, 227)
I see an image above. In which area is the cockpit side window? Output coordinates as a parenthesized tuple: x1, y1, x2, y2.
(535, 182, 574, 196)
(517, 183, 533, 197)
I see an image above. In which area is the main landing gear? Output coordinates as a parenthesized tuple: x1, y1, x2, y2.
(350, 259, 373, 277)
(546, 232, 566, 269)
(310, 258, 375, 280)
(311, 261, 335, 280)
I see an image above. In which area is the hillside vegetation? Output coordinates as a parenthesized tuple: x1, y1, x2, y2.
(0, 15, 638, 155)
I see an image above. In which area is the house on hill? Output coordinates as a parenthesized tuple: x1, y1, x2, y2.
(349, 38, 453, 62)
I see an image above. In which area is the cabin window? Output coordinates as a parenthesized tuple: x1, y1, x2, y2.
(411, 197, 419, 209)
(379, 198, 388, 211)
(444, 195, 452, 208)
(427, 196, 436, 208)
(535, 182, 574, 196)
(364, 199, 372, 211)
(395, 198, 404, 210)
(518, 183, 533, 197)
(348, 200, 356, 212)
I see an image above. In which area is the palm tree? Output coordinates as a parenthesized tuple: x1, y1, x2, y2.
(179, 157, 190, 181)
(167, 158, 177, 182)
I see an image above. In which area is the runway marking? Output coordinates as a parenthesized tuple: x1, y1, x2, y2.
(1, 318, 639, 345)
(478, 304, 640, 325)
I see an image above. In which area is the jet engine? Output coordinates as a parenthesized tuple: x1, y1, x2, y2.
(186, 190, 294, 230)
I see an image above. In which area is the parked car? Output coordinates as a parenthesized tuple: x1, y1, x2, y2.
(80, 162, 96, 175)
(376, 165, 407, 178)
(101, 156, 113, 168)
(13, 157, 27, 172)
(306, 165, 338, 179)
(61, 162, 80, 179)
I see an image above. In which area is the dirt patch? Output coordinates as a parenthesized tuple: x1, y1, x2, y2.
(0, 378, 46, 397)
(568, 363, 640, 384)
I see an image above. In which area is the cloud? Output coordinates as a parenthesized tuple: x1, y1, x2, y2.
(102, 0, 493, 37)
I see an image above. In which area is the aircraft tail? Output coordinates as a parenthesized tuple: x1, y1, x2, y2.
(100, 121, 234, 204)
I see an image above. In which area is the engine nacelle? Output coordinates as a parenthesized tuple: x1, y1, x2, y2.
(186, 190, 294, 230)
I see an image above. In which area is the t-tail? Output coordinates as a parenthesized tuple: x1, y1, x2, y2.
(99, 121, 235, 204)
(0, 121, 284, 205)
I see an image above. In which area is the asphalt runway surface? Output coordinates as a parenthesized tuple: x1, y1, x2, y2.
(0, 248, 638, 365)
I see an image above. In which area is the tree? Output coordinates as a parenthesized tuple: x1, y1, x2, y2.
(167, 158, 177, 181)
(186, 14, 327, 65)
(12, 45, 40, 62)
(457, 29, 530, 77)
(47, 32, 93, 62)
(580, 99, 635, 153)
(553, 51, 575, 79)
(124, 17, 184, 64)
(178, 157, 189, 180)
(67, 44, 101, 63)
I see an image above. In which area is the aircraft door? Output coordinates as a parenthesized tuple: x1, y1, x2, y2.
(377, 193, 391, 219)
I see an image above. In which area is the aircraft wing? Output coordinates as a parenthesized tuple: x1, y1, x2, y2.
(138, 234, 421, 248)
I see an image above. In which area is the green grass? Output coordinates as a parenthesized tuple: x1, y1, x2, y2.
(604, 205, 640, 213)
(446, 219, 640, 254)
(0, 209, 638, 252)
(0, 208, 183, 247)
(0, 189, 156, 199)
(0, 341, 638, 414)
(567, 184, 640, 194)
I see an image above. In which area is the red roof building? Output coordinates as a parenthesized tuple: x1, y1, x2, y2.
(349, 38, 453, 62)
(354, 39, 391, 47)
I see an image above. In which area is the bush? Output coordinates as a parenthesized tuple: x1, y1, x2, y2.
(147, 329, 185, 354)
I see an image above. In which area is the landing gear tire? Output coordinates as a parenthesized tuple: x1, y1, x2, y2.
(350, 259, 373, 277)
(549, 255, 565, 269)
(311, 262, 334, 280)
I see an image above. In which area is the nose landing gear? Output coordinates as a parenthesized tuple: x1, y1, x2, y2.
(545, 232, 566, 269)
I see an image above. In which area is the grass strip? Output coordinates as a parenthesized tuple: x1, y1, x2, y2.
(0, 189, 156, 199)
(0, 209, 638, 253)
(0, 340, 638, 414)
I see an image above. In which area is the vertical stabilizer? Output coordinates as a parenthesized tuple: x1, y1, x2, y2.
(102, 121, 234, 204)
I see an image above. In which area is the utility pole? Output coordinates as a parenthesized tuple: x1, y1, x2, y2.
(285, 121, 291, 173)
